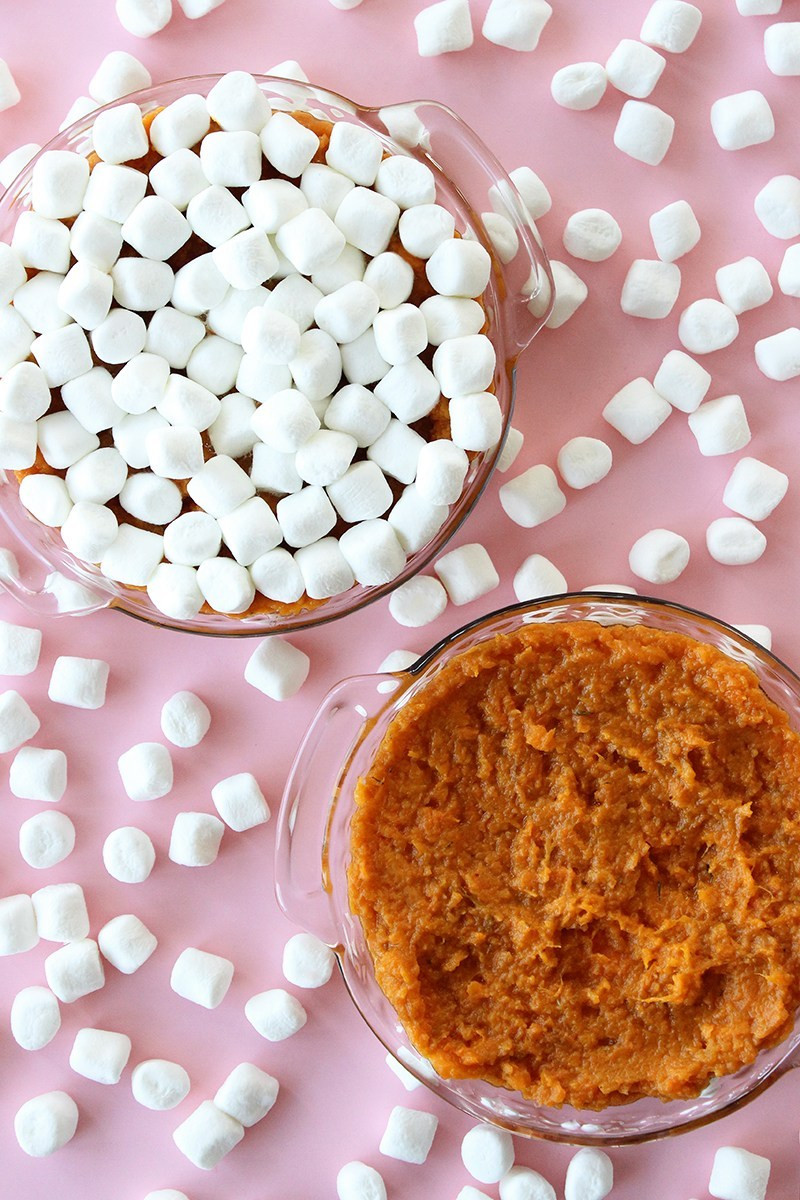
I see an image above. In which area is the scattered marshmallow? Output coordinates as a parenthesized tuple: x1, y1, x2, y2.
(0, 691, 40, 753)
(542, 259, 586, 329)
(115, 0, 173, 37)
(338, 1164, 388, 1200)
(132, 1059, 191, 1110)
(755, 327, 800, 381)
(214, 1062, 279, 1127)
(32, 882, 89, 943)
(434, 542, 500, 604)
(564, 1148, 614, 1200)
(20, 811, 76, 870)
(764, 22, 800, 76)
(89, 50, 152, 102)
(461, 1124, 515, 1184)
(711, 90, 774, 150)
(169, 811, 225, 866)
(723, 456, 788, 520)
(557, 436, 612, 488)
(513, 554, 568, 601)
(562, 210, 621, 262)
(706, 517, 767, 565)
(282, 931, 336, 988)
(102, 826, 155, 883)
(653, 350, 711, 413)
(0, 58, 21, 112)
(0, 893, 39, 955)
(778, 244, 800, 297)
(0, 619, 42, 677)
(550, 62, 608, 110)
(207, 70, 271, 133)
(245, 638, 310, 701)
(389, 576, 448, 627)
(649, 200, 701, 262)
(385, 1052, 423, 1091)
(414, 0, 474, 56)
(69, 1027, 132, 1085)
(500, 1171, 557, 1200)
(379, 1106, 438, 1164)
(613, 100, 675, 165)
(159, 690, 211, 748)
(640, 1, 701, 52)
(499, 464, 567, 526)
(606, 39, 665, 98)
(14, 1091, 78, 1157)
(716, 257, 773, 315)
(754, 175, 800, 239)
(497, 426, 524, 472)
(678, 299, 739, 353)
(621, 259, 681, 318)
(0, 142, 40, 188)
(603, 377, 671, 443)
(708, 1146, 770, 1200)
(10, 986, 61, 1050)
(736, 0, 781, 12)
(118, 742, 174, 801)
(629, 528, 690, 583)
(173, 1100, 244, 1170)
(688, 394, 751, 456)
(171, 946, 234, 1008)
(44, 938, 105, 1003)
(482, 0, 552, 51)
(734, 624, 772, 650)
(245, 989, 307, 1041)
(211, 772, 270, 832)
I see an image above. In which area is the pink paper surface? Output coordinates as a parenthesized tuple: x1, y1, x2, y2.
(1, 1, 800, 1197)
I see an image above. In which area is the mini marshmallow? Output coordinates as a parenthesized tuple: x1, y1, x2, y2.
(250, 442, 303, 497)
(44, 938, 105, 1003)
(112, 258, 176, 311)
(299, 163, 355, 222)
(426, 238, 492, 299)
(61, 367, 124, 434)
(14, 271, 71, 335)
(432, 333, 495, 397)
(283, 931, 335, 988)
(415, 439, 469, 504)
(245, 637, 310, 700)
(640, 1, 702, 52)
(83, 163, 148, 225)
(261, 112, 319, 179)
(20, 811, 76, 870)
(653, 350, 711, 412)
(613, 100, 675, 165)
(148, 563, 204, 621)
(513, 553, 567, 601)
(550, 62, 608, 110)
(89, 50, 152, 102)
(32, 323, 94, 387)
(251, 388, 321, 454)
(481, 211, 519, 264)
(649, 200, 701, 262)
(101, 524, 164, 586)
(0, 58, 20, 110)
(70, 212, 124, 273)
(563, 210, 622, 262)
(169, 811, 225, 866)
(9, 746, 67, 803)
(150, 94, 211, 158)
(688, 394, 751, 456)
(564, 1148, 614, 1200)
(339, 519, 406, 586)
(735, 624, 773, 650)
(398, 204, 456, 260)
(380, 1106, 438, 1164)
(171, 946, 234, 1008)
(0, 692, 39, 757)
(212, 227, 279, 290)
(497, 425, 524, 472)
(70, 1027, 131, 1085)
(679, 299, 739, 353)
(557, 436, 612, 489)
(210, 772, 270, 832)
(92, 102, 149, 164)
(723, 456, 788, 521)
(499, 464, 567, 526)
(415, 0, 473, 56)
(327, 460, 394, 522)
(209, 392, 258, 458)
(711, 90, 774, 150)
(32, 882, 89, 942)
(187, 454, 256, 519)
(14, 1092, 78, 1158)
(764, 22, 800, 76)
(186, 185, 251, 248)
(372, 304, 428, 366)
(276, 485, 337, 547)
(159, 691, 211, 749)
(375, 157, 436, 212)
(91, 309, 147, 365)
(629, 527, 690, 583)
(196, 557, 256, 613)
(709, 1146, 771, 1200)
(147, 424, 205, 478)
(326, 122, 383, 187)
(336, 187, 401, 257)
(778, 244, 800, 297)
(337, 1162, 388, 1200)
(754, 175, 800, 239)
(499, 1167, 557, 1200)
(118, 742, 173, 801)
(19, 474, 74, 526)
(755, 327, 800, 381)
(716, 257, 773, 315)
(0, 360, 51, 422)
(314, 281, 379, 345)
(115, 0, 172, 37)
(146, 307, 205, 369)
(31, 151, 90, 220)
(120, 473, 182, 525)
(103, 826, 156, 883)
(0, 142, 40, 188)
(0, 308, 34, 380)
(242, 308, 301, 364)
(0, 620, 41, 677)
(157, 375, 220, 432)
(434, 542, 500, 604)
(60, 96, 98, 131)
(0, 893, 38, 955)
(341, 328, 391, 385)
(237, 354, 293, 404)
(132, 1059, 191, 1110)
(150, 148, 209, 213)
(243, 177, 307, 233)
(173, 1100, 244, 1170)
(164, 511, 222, 564)
(199, 129, 262, 191)
(461, 1123, 515, 1184)
(606, 39, 666, 98)
(419, 296, 485, 346)
(324, 384, 391, 447)
(65, 447, 128, 506)
(378, 649, 420, 678)
(295, 431, 358, 487)
(215, 1062, 279, 1127)
(386, 1053, 423, 1091)
(10, 986, 61, 1050)
(707, 516, 766, 565)
(448, 392, 502, 452)
(250, 547, 304, 604)
(545, 260, 588, 328)
(603, 377, 672, 443)
(207, 71, 271, 134)
(482, 0, 551, 50)
(621, 259, 681, 318)
(289, 329, 343, 400)
(246, 989, 308, 1041)
(11, 212, 71, 275)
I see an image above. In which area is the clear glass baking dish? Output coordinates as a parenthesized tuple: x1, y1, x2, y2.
(275, 592, 800, 1144)
(0, 72, 552, 634)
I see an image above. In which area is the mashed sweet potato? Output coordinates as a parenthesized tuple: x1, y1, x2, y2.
(348, 620, 800, 1109)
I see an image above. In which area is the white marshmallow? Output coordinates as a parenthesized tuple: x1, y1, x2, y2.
(31, 151, 89, 220)
(339, 519, 406, 585)
(550, 62, 608, 110)
(32, 882, 89, 942)
(207, 71, 271, 134)
(754, 175, 800, 239)
(603, 377, 672, 443)
(132, 1059, 191, 1110)
(199, 129, 262, 190)
(557, 436, 612, 488)
(173, 1100, 244, 1170)
(209, 392, 257, 457)
(0, 308, 34, 380)
(385, 1053, 423, 1091)
(283, 931, 335, 987)
(146, 307, 205, 369)
(778, 244, 800, 297)
(60, 96, 98, 131)
(432, 333, 495, 397)
(735, 624, 772, 649)
(44, 938, 105, 1002)
(289, 329, 343, 400)
(375, 157, 436, 212)
(299, 163, 354, 221)
(245, 637, 310, 700)
(245, 990, 307, 1042)
(688, 393, 751, 455)
(157, 374, 220, 431)
(482, 0, 552, 51)
(513, 553, 567, 601)
(48, 656, 109, 709)
(14, 1092, 78, 1157)
(0, 360, 50, 422)
(243, 177, 307, 232)
(210, 772, 269, 832)
(427, 238, 492, 300)
(250, 547, 304, 603)
(377, 649, 421, 679)
(112, 258, 175, 312)
(277, 484, 337, 547)
(434, 542, 500, 604)
(196, 557, 255, 613)
(31, 323, 93, 387)
(448, 392, 503, 451)
(100, 523, 164, 585)
(709, 1146, 770, 1200)
(337, 1163, 388, 1200)
(251, 388, 320, 453)
(481, 211, 519, 263)
(606, 39, 665, 98)
(621, 259, 681, 318)
(398, 204, 456, 260)
(65, 447, 128, 504)
(295, 431, 358, 487)
(649, 200, 701, 261)
(640, 1, 702, 51)
(158, 691, 211, 749)
(613, 100, 675, 165)
(61, 367, 124, 435)
(314, 281, 379, 345)
(70, 1027, 131, 1085)
(707, 516, 767, 565)
(169, 811, 225, 866)
(10, 986, 61, 1049)
(70, 211, 124, 272)
(711, 90, 774, 151)
(564, 1148, 614, 1200)
(115, 0, 172, 37)
(18, 473, 74, 526)
(186, 185, 250, 249)
(380, 1106, 438, 1163)
(679, 299, 739, 353)
(545, 260, 588, 328)
(212, 227, 279, 289)
(415, 0, 473, 56)
(164, 510, 222, 563)
(389, 576, 448, 627)
(499, 464, 567, 525)
(215, 1062, 279, 1127)
(103, 826, 155, 883)
(0, 619, 41, 677)
(13, 271, 71, 336)
(755, 327, 800, 380)
(148, 564, 203, 621)
(326, 122, 383, 187)
(0, 893, 39, 955)
(9, 746, 66, 803)
(335, 187, 401, 258)
(629, 527, 690, 583)
(89, 50, 152, 103)
(415, 439, 469, 504)
(563, 210, 621, 262)
(91, 309, 148, 365)
(11, 212, 71, 275)
(84, 163, 148, 225)
(372, 304, 428, 366)
(327, 460, 394, 522)
(150, 94, 211, 158)
(0, 56, 19, 109)
(118, 741, 173, 801)
(250, 441, 303, 496)
(715, 257, 773, 314)
(242, 307, 301, 363)
(324, 383, 391, 447)
(187, 454, 256, 518)
(149, 148, 210, 213)
(20, 811, 76, 870)
(461, 1123, 515, 1184)
(723, 456, 788, 520)
(92, 102, 149, 163)
(340, 327, 391, 385)
(764, 22, 800, 75)
(147, 424, 205, 478)
(236, 354, 293, 403)
(1, 143, 41, 189)
(736, 0, 780, 11)
(496, 425, 524, 472)
(120, 472, 182, 525)
(171, 946, 234, 1008)
(419, 295, 486, 346)
(261, 112, 319, 178)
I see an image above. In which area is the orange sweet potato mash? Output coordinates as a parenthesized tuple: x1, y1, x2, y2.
(348, 620, 800, 1110)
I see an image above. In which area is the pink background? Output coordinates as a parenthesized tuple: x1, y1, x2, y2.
(2, 0, 800, 1196)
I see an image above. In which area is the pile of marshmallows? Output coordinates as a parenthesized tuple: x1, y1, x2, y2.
(0, 70, 504, 620)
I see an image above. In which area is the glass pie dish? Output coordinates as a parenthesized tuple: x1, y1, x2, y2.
(275, 592, 800, 1144)
(0, 72, 552, 635)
